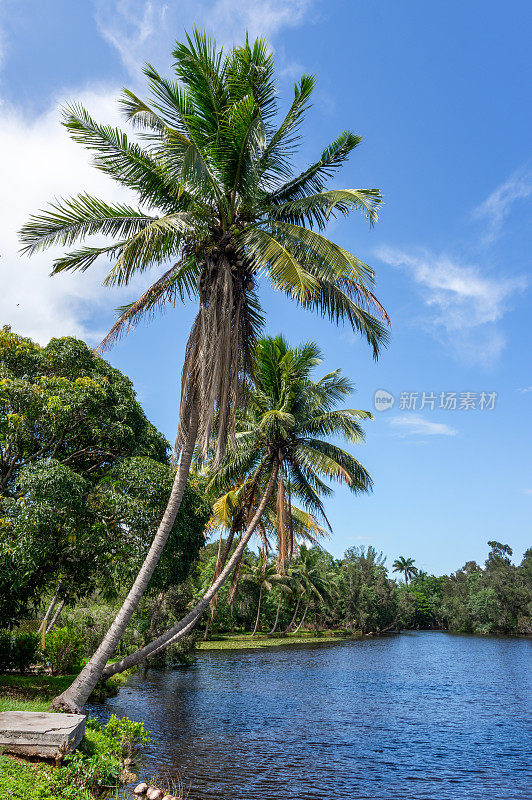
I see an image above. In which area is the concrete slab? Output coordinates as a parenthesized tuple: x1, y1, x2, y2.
(0, 711, 86, 759)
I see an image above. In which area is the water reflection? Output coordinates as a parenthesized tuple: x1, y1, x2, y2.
(89, 632, 531, 799)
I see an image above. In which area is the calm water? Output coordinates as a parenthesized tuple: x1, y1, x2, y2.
(89, 632, 532, 799)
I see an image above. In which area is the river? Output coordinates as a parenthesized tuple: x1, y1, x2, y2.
(88, 631, 531, 799)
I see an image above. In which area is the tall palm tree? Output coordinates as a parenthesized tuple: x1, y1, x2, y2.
(392, 556, 418, 586)
(21, 32, 387, 711)
(101, 335, 374, 677)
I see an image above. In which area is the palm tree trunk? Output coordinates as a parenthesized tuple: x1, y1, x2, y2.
(269, 594, 282, 634)
(51, 408, 199, 713)
(101, 456, 280, 678)
(251, 585, 263, 637)
(209, 526, 236, 615)
(292, 599, 310, 634)
(283, 595, 301, 636)
(38, 595, 57, 635)
(48, 600, 65, 632)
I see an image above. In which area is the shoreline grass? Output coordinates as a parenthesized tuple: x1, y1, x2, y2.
(198, 630, 363, 650)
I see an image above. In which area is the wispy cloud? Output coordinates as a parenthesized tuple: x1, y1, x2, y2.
(389, 414, 458, 437)
(473, 167, 532, 244)
(95, 0, 314, 82)
(524, 489, 532, 495)
(518, 386, 532, 393)
(377, 247, 527, 366)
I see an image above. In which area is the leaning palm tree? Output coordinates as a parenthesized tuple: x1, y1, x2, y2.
(392, 556, 418, 586)
(20, 32, 387, 711)
(100, 335, 374, 677)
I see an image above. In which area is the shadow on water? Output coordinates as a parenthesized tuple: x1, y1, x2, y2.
(88, 631, 532, 800)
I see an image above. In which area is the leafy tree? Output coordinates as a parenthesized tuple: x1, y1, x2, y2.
(21, 30, 388, 710)
(0, 327, 166, 497)
(0, 331, 208, 628)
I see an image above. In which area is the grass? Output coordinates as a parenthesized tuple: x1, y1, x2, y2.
(0, 755, 58, 800)
(198, 630, 358, 650)
(0, 670, 131, 712)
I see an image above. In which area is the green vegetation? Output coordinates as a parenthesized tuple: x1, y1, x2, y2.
(188, 541, 532, 639)
(19, 27, 389, 710)
(0, 713, 151, 799)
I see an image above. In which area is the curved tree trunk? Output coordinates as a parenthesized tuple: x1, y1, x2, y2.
(209, 526, 236, 616)
(38, 595, 57, 635)
(283, 595, 301, 636)
(269, 594, 282, 634)
(251, 585, 263, 637)
(292, 599, 310, 634)
(48, 600, 65, 633)
(101, 457, 280, 678)
(51, 409, 199, 713)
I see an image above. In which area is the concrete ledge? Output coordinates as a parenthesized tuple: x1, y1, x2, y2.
(0, 711, 86, 760)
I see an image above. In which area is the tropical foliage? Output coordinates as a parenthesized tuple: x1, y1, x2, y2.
(19, 30, 388, 709)
(0, 328, 210, 628)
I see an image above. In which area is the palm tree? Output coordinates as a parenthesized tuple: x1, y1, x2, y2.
(21, 33, 387, 711)
(204, 476, 327, 631)
(101, 335, 374, 677)
(392, 556, 418, 586)
(241, 554, 290, 636)
(283, 545, 329, 634)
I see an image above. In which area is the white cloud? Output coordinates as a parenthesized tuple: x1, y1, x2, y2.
(0, 85, 153, 344)
(0, 0, 314, 347)
(473, 167, 532, 244)
(377, 246, 527, 366)
(95, 0, 313, 81)
(518, 386, 532, 393)
(524, 489, 532, 495)
(389, 414, 458, 437)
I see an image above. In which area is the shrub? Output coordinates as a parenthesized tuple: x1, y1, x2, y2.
(0, 628, 40, 672)
(12, 631, 40, 672)
(0, 629, 12, 671)
(44, 626, 84, 675)
(52, 750, 121, 798)
(102, 714, 153, 759)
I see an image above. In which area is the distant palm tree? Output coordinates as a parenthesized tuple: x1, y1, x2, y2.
(241, 555, 291, 636)
(283, 545, 329, 634)
(21, 31, 387, 712)
(392, 556, 418, 585)
(101, 335, 374, 676)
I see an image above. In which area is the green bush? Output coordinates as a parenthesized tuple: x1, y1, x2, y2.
(102, 714, 153, 759)
(12, 631, 40, 672)
(44, 627, 84, 675)
(0, 629, 40, 672)
(0, 629, 12, 671)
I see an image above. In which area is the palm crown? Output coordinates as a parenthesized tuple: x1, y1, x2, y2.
(212, 334, 373, 571)
(19, 29, 388, 465)
(392, 556, 418, 585)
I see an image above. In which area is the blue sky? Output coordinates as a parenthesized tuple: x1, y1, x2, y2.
(1, 0, 530, 574)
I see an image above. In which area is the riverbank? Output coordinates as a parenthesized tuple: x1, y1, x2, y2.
(0, 672, 150, 799)
(198, 630, 362, 650)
